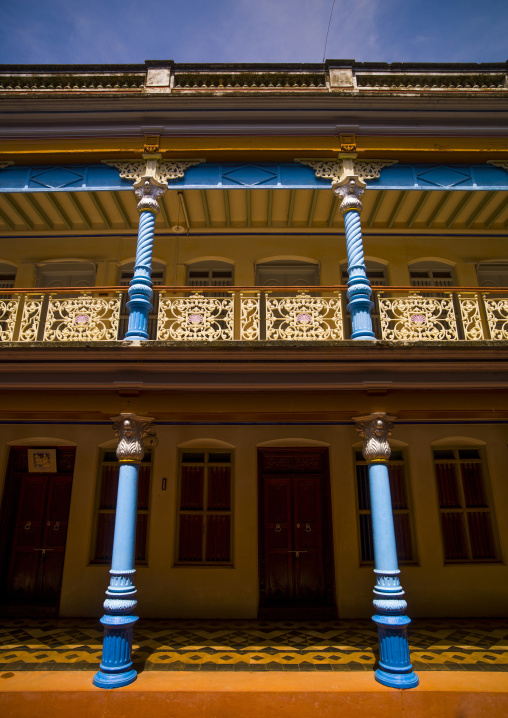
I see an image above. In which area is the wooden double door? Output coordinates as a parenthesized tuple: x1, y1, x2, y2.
(0, 447, 75, 609)
(258, 448, 335, 609)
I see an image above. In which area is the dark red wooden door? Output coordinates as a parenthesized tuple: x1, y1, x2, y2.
(263, 474, 325, 605)
(7, 473, 72, 604)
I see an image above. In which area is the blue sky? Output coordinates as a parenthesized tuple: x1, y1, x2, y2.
(0, 0, 507, 65)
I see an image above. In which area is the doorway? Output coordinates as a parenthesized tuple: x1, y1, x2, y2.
(258, 447, 336, 617)
(0, 446, 75, 615)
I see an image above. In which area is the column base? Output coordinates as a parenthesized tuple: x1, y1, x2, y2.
(93, 667, 137, 689)
(375, 667, 419, 690)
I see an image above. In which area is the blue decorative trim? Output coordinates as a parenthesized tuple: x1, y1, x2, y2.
(0, 163, 507, 192)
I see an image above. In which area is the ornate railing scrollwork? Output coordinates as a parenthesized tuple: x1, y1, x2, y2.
(43, 294, 122, 341)
(157, 292, 235, 340)
(0, 297, 20, 341)
(378, 293, 458, 341)
(265, 292, 343, 340)
(483, 295, 508, 340)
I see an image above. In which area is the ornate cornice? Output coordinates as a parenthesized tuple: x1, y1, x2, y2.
(487, 160, 508, 173)
(103, 158, 204, 187)
(112, 413, 157, 463)
(353, 413, 396, 463)
(296, 158, 396, 185)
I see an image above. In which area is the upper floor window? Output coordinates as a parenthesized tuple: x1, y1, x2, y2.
(341, 260, 387, 287)
(256, 260, 319, 288)
(433, 448, 498, 563)
(118, 261, 165, 339)
(0, 263, 16, 291)
(476, 262, 508, 290)
(186, 260, 234, 288)
(35, 261, 96, 288)
(355, 449, 416, 564)
(409, 261, 455, 288)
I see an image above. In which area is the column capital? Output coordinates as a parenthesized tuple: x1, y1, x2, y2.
(111, 413, 157, 463)
(353, 412, 397, 462)
(134, 177, 167, 214)
(333, 177, 365, 214)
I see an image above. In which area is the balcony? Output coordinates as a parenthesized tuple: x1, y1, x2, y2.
(0, 286, 507, 344)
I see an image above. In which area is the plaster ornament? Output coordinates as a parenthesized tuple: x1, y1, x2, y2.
(487, 160, 508, 173)
(103, 159, 203, 186)
(112, 413, 157, 462)
(354, 413, 396, 462)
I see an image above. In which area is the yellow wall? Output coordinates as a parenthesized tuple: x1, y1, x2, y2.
(0, 232, 507, 289)
(1, 420, 507, 619)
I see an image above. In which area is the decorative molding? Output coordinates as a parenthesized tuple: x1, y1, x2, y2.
(296, 159, 343, 184)
(102, 159, 204, 187)
(0, 161, 14, 169)
(355, 161, 397, 182)
(112, 413, 157, 463)
(173, 72, 326, 90)
(487, 160, 508, 173)
(353, 413, 396, 462)
(356, 73, 506, 90)
(295, 158, 396, 185)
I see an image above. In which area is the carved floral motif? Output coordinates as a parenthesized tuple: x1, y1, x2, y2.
(354, 413, 396, 463)
(112, 414, 157, 463)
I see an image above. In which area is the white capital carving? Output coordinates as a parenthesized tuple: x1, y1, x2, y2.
(295, 158, 397, 185)
(353, 412, 396, 462)
(103, 159, 204, 187)
(112, 413, 157, 463)
(487, 160, 508, 173)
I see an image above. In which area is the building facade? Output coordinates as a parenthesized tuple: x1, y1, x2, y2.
(0, 60, 507, 638)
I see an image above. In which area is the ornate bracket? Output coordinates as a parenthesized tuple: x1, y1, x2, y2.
(103, 158, 204, 187)
(487, 160, 508, 173)
(353, 413, 396, 462)
(295, 158, 397, 185)
(112, 413, 158, 463)
(0, 162, 14, 169)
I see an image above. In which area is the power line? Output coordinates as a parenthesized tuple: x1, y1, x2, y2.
(322, 0, 337, 63)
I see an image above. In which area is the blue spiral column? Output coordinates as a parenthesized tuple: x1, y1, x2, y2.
(335, 179, 375, 340)
(354, 413, 419, 690)
(94, 414, 157, 690)
(125, 178, 166, 341)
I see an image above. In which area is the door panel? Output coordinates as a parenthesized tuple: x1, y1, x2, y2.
(2, 449, 74, 607)
(259, 449, 333, 609)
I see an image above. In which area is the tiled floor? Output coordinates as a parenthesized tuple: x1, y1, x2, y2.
(0, 618, 507, 672)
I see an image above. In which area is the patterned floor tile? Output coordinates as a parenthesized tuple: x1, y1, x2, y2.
(0, 618, 507, 672)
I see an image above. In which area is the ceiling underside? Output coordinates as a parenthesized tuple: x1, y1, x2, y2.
(0, 188, 507, 234)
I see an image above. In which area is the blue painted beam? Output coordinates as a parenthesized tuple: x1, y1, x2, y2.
(0, 163, 507, 192)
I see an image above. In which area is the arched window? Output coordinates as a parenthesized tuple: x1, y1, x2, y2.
(432, 446, 499, 563)
(0, 262, 16, 290)
(186, 260, 234, 288)
(35, 261, 96, 288)
(256, 259, 319, 288)
(118, 261, 165, 339)
(409, 260, 455, 288)
(476, 261, 508, 291)
(354, 446, 416, 564)
(341, 260, 387, 338)
(176, 447, 233, 564)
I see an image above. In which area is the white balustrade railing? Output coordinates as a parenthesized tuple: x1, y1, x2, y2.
(0, 287, 507, 343)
